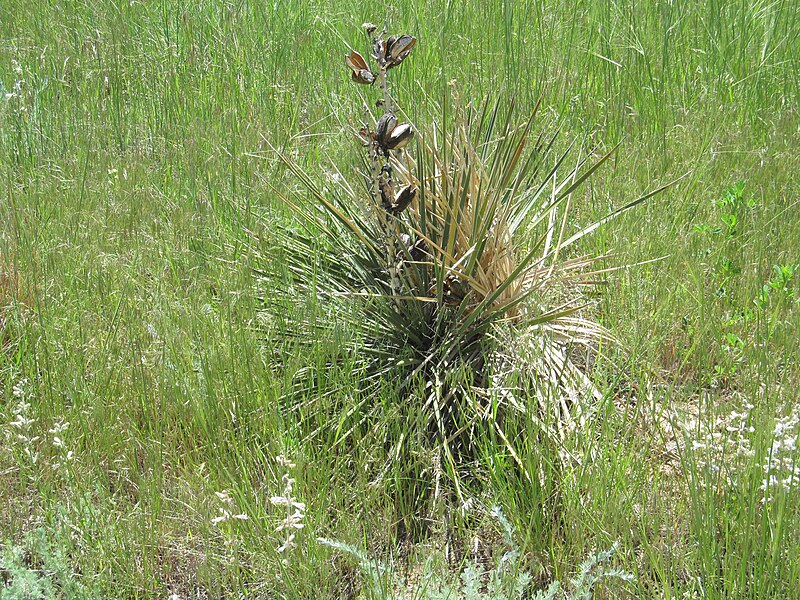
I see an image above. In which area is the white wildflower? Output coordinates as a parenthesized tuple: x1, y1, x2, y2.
(273, 455, 305, 562)
(275, 454, 296, 468)
(210, 490, 249, 526)
(12, 379, 28, 399)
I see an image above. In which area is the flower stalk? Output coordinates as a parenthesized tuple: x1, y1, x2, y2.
(345, 24, 418, 301)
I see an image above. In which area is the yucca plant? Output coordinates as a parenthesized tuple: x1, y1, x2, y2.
(261, 25, 671, 494)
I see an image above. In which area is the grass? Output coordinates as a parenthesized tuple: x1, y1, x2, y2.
(1, 0, 799, 597)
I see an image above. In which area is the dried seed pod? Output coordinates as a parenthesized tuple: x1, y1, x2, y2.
(357, 126, 372, 145)
(362, 22, 377, 35)
(345, 50, 375, 85)
(375, 113, 397, 146)
(408, 237, 428, 261)
(371, 37, 387, 63)
(345, 49, 369, 71)
(442, 274, 466, 305)
(351, 69, 375, 85)
(386, 35, 416, 67)
(389, 185, 416, 215)
(386, 123, 414, 150)
(378, 176, 394, 211)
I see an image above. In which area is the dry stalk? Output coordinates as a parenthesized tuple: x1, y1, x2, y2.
(346, 24, 418, 302)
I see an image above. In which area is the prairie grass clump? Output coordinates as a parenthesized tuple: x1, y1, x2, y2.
(265, 24, 665, 502)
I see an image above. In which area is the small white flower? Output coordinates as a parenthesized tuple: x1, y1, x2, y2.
(12, 379, 29, 399)
(211, 509, 230, 525)
(276, 533, 296, 553)
(215, 490, 233, 504)
(276, 454, 296, 468)
(210, 490, 248, 526)
(48, 421, 70, 435)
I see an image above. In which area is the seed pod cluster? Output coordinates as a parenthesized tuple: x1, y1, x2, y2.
(345, 25, 421, 297)
(372, 34, 416, 69)
(345, 30, 416, 84)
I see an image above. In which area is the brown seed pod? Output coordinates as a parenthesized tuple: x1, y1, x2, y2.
(379, 176, 394, 211)
(442, 274, 467, 306)
(388, 185, 416, 215)
(357, 126, 373, 145)
(375, 113, 397, 146)
(345, 50, 374, 84)
(345, 49, 369, 71)
(385, 123, 414, 150)
(371, 37, 387, 63)
(386, 35, 416, 67)
(408, 237, 428, 261)
(351, 69, 375, 85)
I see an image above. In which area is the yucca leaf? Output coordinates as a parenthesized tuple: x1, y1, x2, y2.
(557, 174, 686, 252)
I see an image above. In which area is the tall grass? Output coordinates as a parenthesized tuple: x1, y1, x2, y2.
(1, 0, 798, 596)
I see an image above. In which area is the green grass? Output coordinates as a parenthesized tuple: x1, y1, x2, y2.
(1, 0, 798, 597)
